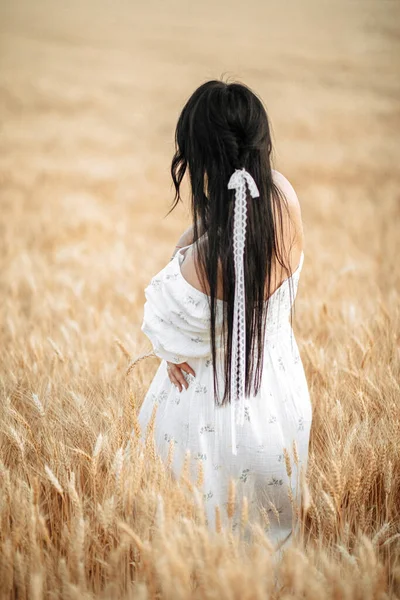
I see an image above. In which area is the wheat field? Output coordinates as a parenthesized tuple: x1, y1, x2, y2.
(1, 0, 400, 598)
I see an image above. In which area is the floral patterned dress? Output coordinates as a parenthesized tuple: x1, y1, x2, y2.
(138, 245, 312, 547)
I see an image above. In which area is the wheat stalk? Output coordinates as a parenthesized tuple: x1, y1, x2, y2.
(31, 393, 45, 417)
(196, 459, 204, 489)
(166, 438, 175, 470)
(268, 501, 281, 525)
(292, 439, 299, 467)
(47, 337, 65, 362)
(44, 465, 64, 496)
(215, 505, 222, 533)
(227, 479, 236, 521)
(114, 338, 132, 360)
(179, 449, 191, 483)
(240, 496, 249, 531)
(283, 447, 292, 478)
(126, 350, 157, 376)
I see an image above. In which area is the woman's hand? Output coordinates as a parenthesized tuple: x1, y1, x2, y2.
(166, 361, 196, 392)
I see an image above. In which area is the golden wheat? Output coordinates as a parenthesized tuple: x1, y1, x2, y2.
(0, 0, 399, 597)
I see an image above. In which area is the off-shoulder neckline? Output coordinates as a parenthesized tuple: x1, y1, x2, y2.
(174, 245, 304, 304)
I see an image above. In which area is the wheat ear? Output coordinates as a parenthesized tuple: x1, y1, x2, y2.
(126, 350, 157, 376)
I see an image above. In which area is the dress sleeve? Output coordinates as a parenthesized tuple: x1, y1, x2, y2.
(141, 258, 221, 364)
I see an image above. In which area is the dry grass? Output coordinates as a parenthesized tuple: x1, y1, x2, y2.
(1, 0, 400, 597)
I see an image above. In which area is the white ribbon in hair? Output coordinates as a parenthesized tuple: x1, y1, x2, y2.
(227, 167, 260, 455)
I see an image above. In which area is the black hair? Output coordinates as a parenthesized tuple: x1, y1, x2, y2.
(170, 79, 292, 406)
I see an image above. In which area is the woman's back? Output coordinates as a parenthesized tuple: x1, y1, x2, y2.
(138, 79, 312, 550)
(180, 169, 304, 303)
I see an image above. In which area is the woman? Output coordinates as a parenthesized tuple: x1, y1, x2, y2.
(138, 80, 312, 548)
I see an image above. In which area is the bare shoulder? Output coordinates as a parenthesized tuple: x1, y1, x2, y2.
(271, 169, 304, 270)
(272, 169, 302, 214)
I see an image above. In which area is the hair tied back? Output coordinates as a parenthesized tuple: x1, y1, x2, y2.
(227, 167, 260, 455)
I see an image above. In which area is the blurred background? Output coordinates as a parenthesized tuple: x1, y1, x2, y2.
(0, 0, 399, 376)
(1, 4, 400, 594)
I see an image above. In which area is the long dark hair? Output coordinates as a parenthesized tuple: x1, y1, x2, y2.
(170, 79, 291, 406)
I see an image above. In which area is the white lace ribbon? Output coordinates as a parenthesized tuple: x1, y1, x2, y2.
(227, 167, 260, 455)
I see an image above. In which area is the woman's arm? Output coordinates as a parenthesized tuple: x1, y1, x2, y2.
(167, 223, 199, 386)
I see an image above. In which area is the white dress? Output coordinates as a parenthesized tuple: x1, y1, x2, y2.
(138, 245, 312, 547)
